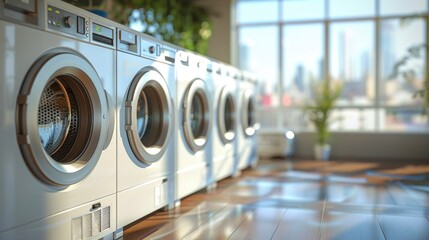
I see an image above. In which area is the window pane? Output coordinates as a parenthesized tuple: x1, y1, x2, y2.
(380, 19, 426, 106)
(280, 108, 308, 130)
(239, 26, 279, 107)
(330, 21, 375, 106)
(258, 108, 278, 129)
(379, 108, 428, 131)
(283, 24, 324, 106)
(329, 0, 375, 18)
(237, 0, 279, 24)
(283, 0, 324, 21)
(330, 108, 377, 131)
(380, 0, 427, 16)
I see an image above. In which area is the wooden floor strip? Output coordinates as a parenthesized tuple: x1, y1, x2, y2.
(122, 159, 429, 240)
(321, 211, 385, 240)
(182, 204, 253, 240)
(143, 202, 227, 240)
(326, 183, 395, 206)
(271, 208, 323, 240)
(228, 207, 287, 240)
(377, 214, 429, 240)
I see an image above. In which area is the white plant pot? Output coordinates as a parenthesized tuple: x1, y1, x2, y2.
(314, 144, 331, 161)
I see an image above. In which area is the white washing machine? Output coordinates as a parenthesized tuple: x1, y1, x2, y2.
(0, 1, 117, 239)
(211, 62, 237, 182)
(176, 50, 213, 201)
(115, 27, 177, 235)
(236, 70, 259, 172)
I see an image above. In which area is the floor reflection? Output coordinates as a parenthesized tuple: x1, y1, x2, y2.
(124, 159, 429, 240)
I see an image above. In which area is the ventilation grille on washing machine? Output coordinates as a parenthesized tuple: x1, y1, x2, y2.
(71, 206, 111, 240)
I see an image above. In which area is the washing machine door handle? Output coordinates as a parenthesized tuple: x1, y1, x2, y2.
(103, 90, 115, 150)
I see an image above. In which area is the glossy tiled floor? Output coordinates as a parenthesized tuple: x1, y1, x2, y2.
(123, 159, 429, 240)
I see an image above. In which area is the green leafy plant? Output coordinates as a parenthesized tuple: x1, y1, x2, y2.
(389, 13, 429, 115)
(107, 0, 213, 54)
(63, 0, 214, 54)
(305, 80, 342, 146)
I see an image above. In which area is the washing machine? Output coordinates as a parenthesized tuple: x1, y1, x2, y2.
(0, 1, 117, 239)
(115, 27, 177, 236)
(236, 70, 260, 173)
(211, 62, 237, 182)
(176, 50, 213, 201)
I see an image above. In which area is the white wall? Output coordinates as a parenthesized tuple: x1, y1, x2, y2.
(197, 0, 232, 64)
(294, 132, 429, 162)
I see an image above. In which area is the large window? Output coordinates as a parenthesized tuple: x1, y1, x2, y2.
(235, 0, 428, 132)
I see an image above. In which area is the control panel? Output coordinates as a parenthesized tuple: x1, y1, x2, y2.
(179, 51, 189, 65)
(47, 5, 88, 39)
(163, 46, 176, 64)
(92, 22, 114, 46)
(117, 28, 139, 55)
(141, 39, 161, 59)
(197, 60, 208, 71)
(1, 0, 42, 28)
(211, 62, 221, 75)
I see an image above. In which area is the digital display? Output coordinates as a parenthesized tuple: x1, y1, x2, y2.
(92, 23, 113, 39)
(95, 25, 102, 33)
(92, 23, 114, 46)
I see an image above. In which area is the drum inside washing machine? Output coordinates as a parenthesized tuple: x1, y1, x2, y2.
(17, 48, 112, 187)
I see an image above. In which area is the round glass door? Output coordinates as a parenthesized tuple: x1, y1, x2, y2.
(125, 69, 172, 164)
(218, 86, 236, 143)
(183, 79, 211, 152)
(17, 49, 109, 186)
(242, 89, 256, 137)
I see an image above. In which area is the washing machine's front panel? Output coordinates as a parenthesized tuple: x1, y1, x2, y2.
(0, 20, 116, 233)
(175, 52, 213, 199)
(117, 51, 174, 192)
(212, 74, 237, 181)
(116, 45, 176, 229)
(237, 80, 258, 170)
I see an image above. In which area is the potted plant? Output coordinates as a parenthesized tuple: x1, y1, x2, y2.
(305, 80, 342, 160)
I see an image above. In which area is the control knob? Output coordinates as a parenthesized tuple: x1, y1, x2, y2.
(63, 16, 74, 28)
(149, 46, 155, 54)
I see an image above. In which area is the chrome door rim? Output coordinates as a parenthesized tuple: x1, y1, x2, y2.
(125, 68, 172, 164)
(17, 48, 108, 186)
(241, 89, 256, 137)
(218, 85, 236, 144)
(183, 79, 212, 152)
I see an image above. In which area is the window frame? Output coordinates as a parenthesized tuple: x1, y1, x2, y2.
(233, 0, 429, 132)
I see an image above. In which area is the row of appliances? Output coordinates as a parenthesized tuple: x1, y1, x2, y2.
(0, 0, 259, 239)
